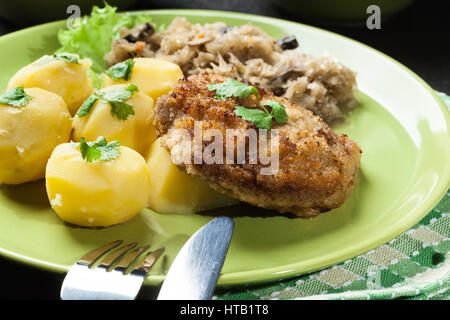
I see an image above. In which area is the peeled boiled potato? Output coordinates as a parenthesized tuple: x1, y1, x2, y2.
(104, 57, 183, 101)
(7, 54, 93, 115)
(146, 138, 238, 214)
(0, 87, 71, 185)
(46, 143, 151, 227)
(72, 84, 155, 156)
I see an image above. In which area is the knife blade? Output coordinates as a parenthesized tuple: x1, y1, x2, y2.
(157, 216, 234, 300)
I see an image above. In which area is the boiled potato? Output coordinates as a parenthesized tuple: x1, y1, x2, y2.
(104, 58, 183, 101)
(0, 87, 71, 185)
(7, 54, 93, 115)
(46, 142, 150, 227)
(146, 138, 238, 214)
(72, 84, 155, 156)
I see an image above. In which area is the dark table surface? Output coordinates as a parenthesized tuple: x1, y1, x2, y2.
(0, 0, 448, 300)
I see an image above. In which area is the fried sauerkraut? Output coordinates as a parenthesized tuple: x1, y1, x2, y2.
(105, 18, 358, 123)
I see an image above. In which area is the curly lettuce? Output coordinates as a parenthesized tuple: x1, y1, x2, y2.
(56, 3, 151, 77)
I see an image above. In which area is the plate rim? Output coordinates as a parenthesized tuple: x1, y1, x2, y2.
(0, 9, 449, 287)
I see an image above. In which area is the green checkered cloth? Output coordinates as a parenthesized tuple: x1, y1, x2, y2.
(215, 92, 450, 300)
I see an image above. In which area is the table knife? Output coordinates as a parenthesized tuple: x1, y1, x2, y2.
(157, 216, 234, 300)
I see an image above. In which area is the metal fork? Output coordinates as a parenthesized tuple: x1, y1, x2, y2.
(61, 240, 164, 300)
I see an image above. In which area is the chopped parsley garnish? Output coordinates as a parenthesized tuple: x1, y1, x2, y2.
(206, 78, 288, 130)
(105, 59, 135, 81)
(74, 136, 121, 163)
(234, 100, 288, 130)
(0, 87, 32, 107)
(99, 84, 138, 120)
(74, 84, 139, 120)
(75, 94, 99, 118)
(234, 106, 273, 130)
(53, 53, 80, 64)
(262, 100, 289, 124)
(207, 78, 259, 102)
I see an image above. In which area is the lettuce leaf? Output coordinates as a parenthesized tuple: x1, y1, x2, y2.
(56, 3, 151, 75)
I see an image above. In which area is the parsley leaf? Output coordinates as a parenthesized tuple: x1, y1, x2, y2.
(233, 101, 288, 130)
(75, 136, 121, 162)
(105, 59, 135, 81)
(75, 94, 99, 118)
(100, 84, 138, 102)
(98, 84, 138, 120)
(53, 53, 80, 64)
(0, 87, 32, 107)
(79, 137, 101, 162)
(234, 105, 272, 130)
(207, 78, 289, 130)
(109, 101, 135, 120)
(263, 100, 288, 124)
(207, 78, 259, 101)
(74, 84, 138, 120)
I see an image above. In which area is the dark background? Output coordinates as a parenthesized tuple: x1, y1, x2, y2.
(0, 0, 448, 299)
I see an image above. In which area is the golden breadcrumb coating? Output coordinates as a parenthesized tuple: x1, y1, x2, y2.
(153, 74, 361, 217)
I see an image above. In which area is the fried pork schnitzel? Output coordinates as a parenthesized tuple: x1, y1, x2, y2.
(153, 74, 361, 217)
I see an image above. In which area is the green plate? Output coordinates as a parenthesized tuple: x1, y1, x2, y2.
(0, 10, 449, 287)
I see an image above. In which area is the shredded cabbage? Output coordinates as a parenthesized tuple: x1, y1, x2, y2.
(56, 3, 151, 76)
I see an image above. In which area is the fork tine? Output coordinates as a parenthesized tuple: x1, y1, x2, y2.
(97, 242, 138, 270)
(114, 245, 151, 272)
(78, 240, 123, 267)
(131, 247, 165, 276)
